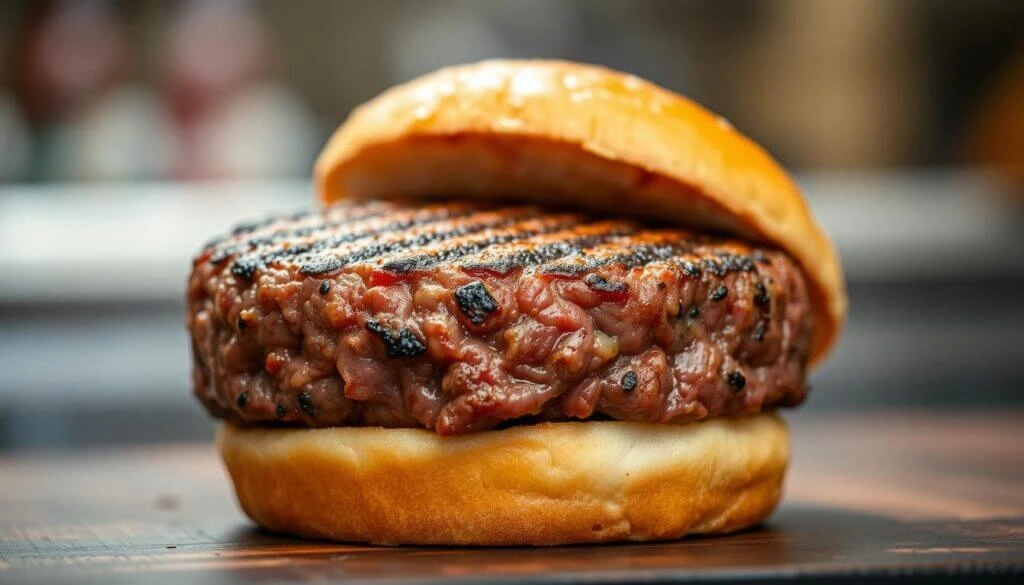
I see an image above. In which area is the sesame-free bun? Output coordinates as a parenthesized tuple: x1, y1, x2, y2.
(315, 60, 845, 364)
(219, 413, 787, 546)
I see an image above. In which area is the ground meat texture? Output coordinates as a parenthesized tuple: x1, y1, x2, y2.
(188, 199, 814, 435)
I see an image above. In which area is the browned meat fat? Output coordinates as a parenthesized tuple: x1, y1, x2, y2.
(188, 199, 813, 434)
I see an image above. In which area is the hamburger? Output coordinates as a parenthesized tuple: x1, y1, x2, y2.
(188, 60, 846, 545)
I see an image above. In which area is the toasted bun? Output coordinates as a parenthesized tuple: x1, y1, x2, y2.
(315, 60, 845, 364)
(219, 413, 787, 546)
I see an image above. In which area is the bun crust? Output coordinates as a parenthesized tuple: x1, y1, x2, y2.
(315, 60, 845, 364)
(219, 414, 788, 545)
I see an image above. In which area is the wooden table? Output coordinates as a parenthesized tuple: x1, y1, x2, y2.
(1, 411, 1022, 584)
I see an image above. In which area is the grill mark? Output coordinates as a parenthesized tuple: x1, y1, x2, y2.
(302, 204, 487, 254)
(252, 203, 399, 247)
(230, 216, 280, 236)
(210, 246, 243, 265)
(540, 244, 681, 275)
(239, 200, 391, 244)
(533, 230, 686, 274)
(215, 202, 395, 269)
(536, 233, 760, 277)
(714, 252, 757, 273)
(701, 257, 725, 277)
(605, 243, 698, 267)
(298, 208, 542, 275)
(458, 224, 636, 275)
(228, 204, 509, 280)
(379, 216, 589, 273)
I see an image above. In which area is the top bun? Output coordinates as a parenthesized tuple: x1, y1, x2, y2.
(315, 60, 845, 364)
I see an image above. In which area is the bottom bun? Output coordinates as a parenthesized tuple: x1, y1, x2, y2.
(218, 413, 788, 545)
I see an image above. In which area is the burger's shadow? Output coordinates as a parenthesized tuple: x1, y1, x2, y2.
(216, 504, 961, 580)
(223, 504, 901, 550)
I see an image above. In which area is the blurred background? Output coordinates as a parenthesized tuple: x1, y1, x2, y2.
(0, 0, 1022, 450)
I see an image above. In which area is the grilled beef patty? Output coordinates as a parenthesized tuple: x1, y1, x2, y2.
(189, 200, 813, 434)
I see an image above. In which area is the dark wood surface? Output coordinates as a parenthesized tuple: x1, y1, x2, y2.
(1, 411, 1022, 584)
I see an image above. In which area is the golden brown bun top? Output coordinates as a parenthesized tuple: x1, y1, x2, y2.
(315, 60, 845, 363)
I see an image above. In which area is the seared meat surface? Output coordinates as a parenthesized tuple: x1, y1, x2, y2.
(189, 200, 813, 434)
